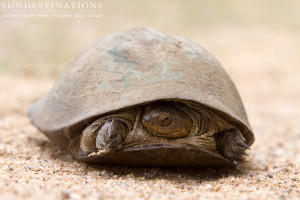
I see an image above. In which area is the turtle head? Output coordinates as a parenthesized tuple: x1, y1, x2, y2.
(142, 102, 193, 138)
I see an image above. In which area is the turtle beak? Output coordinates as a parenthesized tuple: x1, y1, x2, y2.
(142, 114, 152, 126)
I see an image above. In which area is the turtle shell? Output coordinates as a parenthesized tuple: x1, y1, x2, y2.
(29, 27, 254, 167)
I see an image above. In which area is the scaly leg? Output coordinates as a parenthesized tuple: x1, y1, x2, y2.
(96, 119, 127, 153)
(215, 129, 250, 161)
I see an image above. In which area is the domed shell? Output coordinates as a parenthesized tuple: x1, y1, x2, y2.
(29, 27, 254, 150)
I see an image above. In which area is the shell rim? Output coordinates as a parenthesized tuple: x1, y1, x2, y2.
(29, 97, 255, 146)
(78, 143, 236, 167)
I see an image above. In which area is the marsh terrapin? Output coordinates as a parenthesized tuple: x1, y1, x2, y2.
(29, 27, 254, 167)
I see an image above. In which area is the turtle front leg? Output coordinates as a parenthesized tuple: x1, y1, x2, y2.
(95, 119, 127, 153)
(215, 129, 250, 161)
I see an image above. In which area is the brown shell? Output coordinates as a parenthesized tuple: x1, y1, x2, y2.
(29, 27, 254, 167)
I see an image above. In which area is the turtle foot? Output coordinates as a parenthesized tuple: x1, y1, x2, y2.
(216, 129, 250, 162)
(95, 119, 127, 153)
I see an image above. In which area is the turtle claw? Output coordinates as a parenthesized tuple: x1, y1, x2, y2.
(231, 154, 245, 162)
(216, 129, 250, 162)
(240, 142, 251, 150)
(95, 119, 126, 153)
(236, 148, 249, 156)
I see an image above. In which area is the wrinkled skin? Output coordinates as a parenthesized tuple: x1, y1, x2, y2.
(80, 101, 250, 161)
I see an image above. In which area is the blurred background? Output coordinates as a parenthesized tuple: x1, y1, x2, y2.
(1, 0, 300, 77)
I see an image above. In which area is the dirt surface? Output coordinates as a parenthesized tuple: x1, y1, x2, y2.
(0, 28, 300, 199)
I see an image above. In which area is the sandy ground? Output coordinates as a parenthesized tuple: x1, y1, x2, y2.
(0, 28, 300, 199)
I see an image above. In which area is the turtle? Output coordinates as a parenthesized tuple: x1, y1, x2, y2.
(29, 27, 254, 167)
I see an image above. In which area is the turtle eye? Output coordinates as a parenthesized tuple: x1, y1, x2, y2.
(159, 115, 172, 126)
